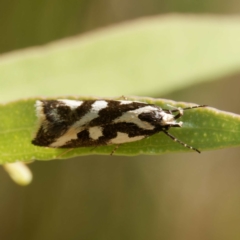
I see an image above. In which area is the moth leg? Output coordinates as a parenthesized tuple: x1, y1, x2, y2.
(173, 108, 184, 120)
(162, 106, 183, 119)
(174, 105, 207, 119)
(118, 95, 127, 100)
(110, 145, 120, 155)
(162, 130, 200, 153)
(56, 148, 74, 158)
(91, 145, 99, 152)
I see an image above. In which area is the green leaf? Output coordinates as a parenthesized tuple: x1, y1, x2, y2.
(1, 15, 240, 102)
(0, 96, 240, 164)
(1, 15, 240, 164)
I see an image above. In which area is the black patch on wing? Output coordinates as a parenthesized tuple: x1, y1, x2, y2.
(88, 101, 151, 127)
(59, 122, 160, 148)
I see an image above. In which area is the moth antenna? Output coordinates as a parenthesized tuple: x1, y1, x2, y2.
(166, 104, 176, 109)
(182, 105, 207, 111)
(91, 145, 98, 152)
(164, 105, 207, 120)
(162, 130, 200, 153)
(166, 105, 207, 113)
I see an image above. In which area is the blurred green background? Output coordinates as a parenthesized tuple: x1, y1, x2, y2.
(1, 0, 240, 240)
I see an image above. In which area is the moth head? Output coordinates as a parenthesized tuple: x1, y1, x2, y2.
(138, 109, 183, 128)
(158, 111, 183, 128)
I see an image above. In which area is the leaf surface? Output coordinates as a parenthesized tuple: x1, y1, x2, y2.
(0, 97, 239, 164)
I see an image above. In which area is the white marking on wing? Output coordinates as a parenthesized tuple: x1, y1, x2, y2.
(113, 106, 157, 130)
(89, 126, 103, 140)
(118, 100, 144, 105)
(58, 99, 83, 109)
(109, 132, 145, 144)
(72, 100, 108, 128)
(92, 100, 108, 111)
(50, 127, 81, 147)
(119, 100, 134, 105)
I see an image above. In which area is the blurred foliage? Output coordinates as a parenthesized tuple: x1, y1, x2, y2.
(1, 0, 240, 240)
(2, 16, 240, 102)
(0, 0, 239, 53)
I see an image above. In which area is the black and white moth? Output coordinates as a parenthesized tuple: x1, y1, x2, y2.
(32, 99, 206, 154)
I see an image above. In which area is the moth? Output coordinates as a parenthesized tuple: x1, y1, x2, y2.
(32, 99, 206, 154)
